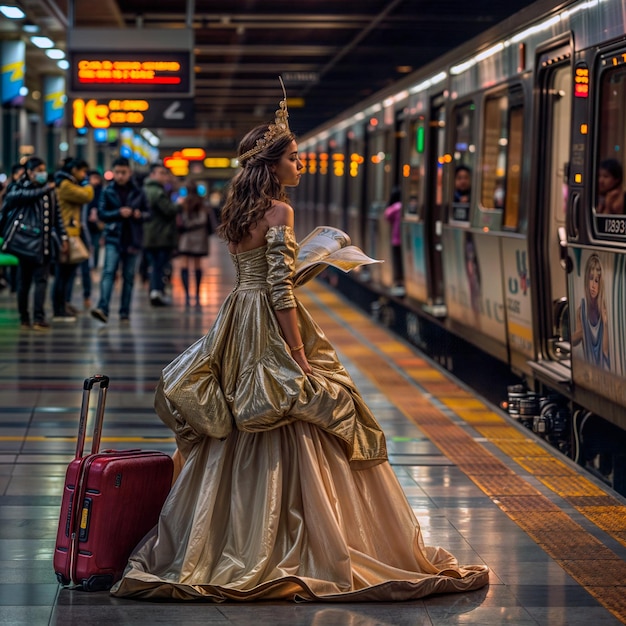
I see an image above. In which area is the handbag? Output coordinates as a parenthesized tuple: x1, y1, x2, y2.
(59, 235, 89, 265)
(1, 209, 44, 263)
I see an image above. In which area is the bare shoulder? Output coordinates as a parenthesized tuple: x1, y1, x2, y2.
(265, 201, 294, 228)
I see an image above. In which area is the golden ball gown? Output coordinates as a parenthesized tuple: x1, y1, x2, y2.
(111, 225, 489, 601)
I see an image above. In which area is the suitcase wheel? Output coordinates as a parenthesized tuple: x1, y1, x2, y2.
(56, 572, 71, 586)
(82, 574, 114, 592)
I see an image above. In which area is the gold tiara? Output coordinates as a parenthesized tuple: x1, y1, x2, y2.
(238, 76, 291, 163)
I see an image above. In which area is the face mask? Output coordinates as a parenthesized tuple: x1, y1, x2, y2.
(34, 172, 48, 185)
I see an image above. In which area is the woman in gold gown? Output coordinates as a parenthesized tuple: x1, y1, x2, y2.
(111, 87, 489, 602)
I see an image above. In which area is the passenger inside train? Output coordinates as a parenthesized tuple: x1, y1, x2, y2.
(453, 165, 472, 203)
(596, 158, 625, 214)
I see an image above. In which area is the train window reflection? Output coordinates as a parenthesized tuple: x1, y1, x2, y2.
(406, 118, 425, 217)
(503, 106, 523, 229)
(596, 65, 626, 221)
(480, 91, 524, 230)
(481, 93, 508, 211)
(450, 103, 475, 222)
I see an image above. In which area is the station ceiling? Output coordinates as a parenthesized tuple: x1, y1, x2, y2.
(18, 0, 541, 149)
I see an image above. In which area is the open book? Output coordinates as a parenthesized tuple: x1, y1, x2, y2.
(294, 226, 382, 287)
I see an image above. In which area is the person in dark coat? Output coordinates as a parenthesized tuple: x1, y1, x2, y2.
(177, 182, 212, 307)
(91, 157, 149, 324)
(0, 163, 25, 293)
(143, 164, 179, 306)
(1, 156, 68, 330)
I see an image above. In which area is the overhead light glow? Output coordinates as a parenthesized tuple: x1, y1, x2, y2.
(30, 36, 55, 49)
(45, 49, 65, 60)
(57, 60, 69, 70)
(22, 23, 39, 33)
(0, 5, 26, 19)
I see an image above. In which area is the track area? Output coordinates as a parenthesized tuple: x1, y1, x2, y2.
(0, 241, 625, 625)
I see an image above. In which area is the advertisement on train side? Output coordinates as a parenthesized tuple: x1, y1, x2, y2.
(402, 222, 428, 303)
(501, 240, 533, 358)
(569, 249, 626, 406)
(442, 229, 506, 345)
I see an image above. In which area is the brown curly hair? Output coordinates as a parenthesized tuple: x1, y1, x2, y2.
(217, 125, 295, 244)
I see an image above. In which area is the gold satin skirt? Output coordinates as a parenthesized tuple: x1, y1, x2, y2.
(111, 420, 489, 601)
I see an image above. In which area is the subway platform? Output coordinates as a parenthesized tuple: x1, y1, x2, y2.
(1, 239, 626, 626)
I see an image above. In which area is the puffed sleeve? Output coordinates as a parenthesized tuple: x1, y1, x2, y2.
(265, 225, 298, 310)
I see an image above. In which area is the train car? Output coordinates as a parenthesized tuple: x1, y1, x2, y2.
(293, 0, 626, 494)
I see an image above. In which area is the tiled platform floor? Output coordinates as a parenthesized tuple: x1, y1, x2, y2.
(0, 241, 625, 625)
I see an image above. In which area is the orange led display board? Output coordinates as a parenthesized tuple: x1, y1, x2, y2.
(71, 97, 195, 128)
(69, 51, 191, 95)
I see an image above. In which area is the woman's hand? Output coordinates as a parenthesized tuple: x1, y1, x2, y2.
(292, 347, 312, 375)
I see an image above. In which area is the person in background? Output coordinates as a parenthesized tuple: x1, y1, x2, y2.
(1, 157, 67, 330)
(0, 163, 25, 202)
(67, 170, 102, 312)
(53, 157, 94, 322)
(383, 186, 405, 297)
(596, 158, 624, 215)
(91, 157, 149, 325)
(0, 163, 26, 292)
(454, 165, 472, 203)
(143, 163, 179, 306)
(177, 182, 210, 307)
(86, 169, 104, 271)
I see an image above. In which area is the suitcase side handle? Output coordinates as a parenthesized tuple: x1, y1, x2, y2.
(76, 375, 110, 459)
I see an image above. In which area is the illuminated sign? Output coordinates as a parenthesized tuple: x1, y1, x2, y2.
(69, 51, 191, 95)
(71, 97, 194, 128)
(181, 148, 205, 160)
(609, 53, 626, 66)
(574, 64, 589, 99)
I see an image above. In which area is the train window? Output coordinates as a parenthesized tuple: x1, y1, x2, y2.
(347, 134, 364, 211)
(367, 131, 390, 214)
(451, 104, 475, 222)
(316, 144, 330, 225)
(480, 91, 524, 229)
(594, 63, 626, 239)
(502, 106, 523, 229)
(405, 118, 425, 217)
(481, 94, 508, 211)
(328, 139, 345, 216)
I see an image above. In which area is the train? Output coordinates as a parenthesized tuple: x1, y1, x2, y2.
(291, 0, 626, 494)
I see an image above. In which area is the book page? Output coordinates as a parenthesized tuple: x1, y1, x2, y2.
(296, 226, 350, 271)
(294, 226, 381, 287)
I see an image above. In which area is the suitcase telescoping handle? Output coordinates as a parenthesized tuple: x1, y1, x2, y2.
(75, 375, 110, 459)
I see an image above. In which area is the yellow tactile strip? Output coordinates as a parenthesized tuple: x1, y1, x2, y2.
(301, 284, 626, 623)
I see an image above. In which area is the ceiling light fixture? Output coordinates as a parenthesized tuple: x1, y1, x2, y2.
(30, 36, 55, 49)
(45, 49, 65, 60)
(0, 5, 26, 19)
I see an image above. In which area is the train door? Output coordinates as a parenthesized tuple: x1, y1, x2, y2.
(365, 127, 393, 283)
(346, 126, 366, 249)
(402, 114, 429, 303)
(315, 141, 330, 228)
(424, 96, 446, 309)
(532, 43, 572, 380)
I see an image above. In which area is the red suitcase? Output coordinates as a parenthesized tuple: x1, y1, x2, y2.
(54, 375, 173, 591)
